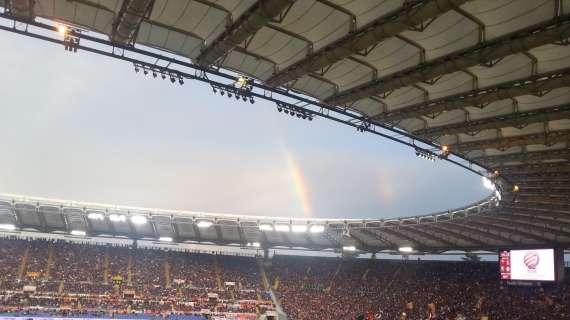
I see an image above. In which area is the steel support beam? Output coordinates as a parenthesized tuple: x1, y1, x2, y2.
(414, 104, 570, 138)
(192, 224, 202, 241)
(214, 224, 224, 242)
(498, 161, 570, 174)
(500, 206, 570, 219)
(496, 211, 570, 231)
(6, 0, 34, 19)
(378, 227, 423, 249)
(398, 226, 456, 247)
(507, 201, 570, 212)
(450, 129, 570, 153)
(459, 219, 551, 243)
(326, 15, 570, 106)
(111, 0, 154, 43)
(358, 228, 398, 248)
(373, 69, 570, 123)
(421, 224, 487, 247)
(266, 0, 466, 86)
(475, 215, 566, 240)
(196, 0, 295, 66)
(473, 148, 570, 165)
(515, 179, 570, 189)
(514, 194, 570, 205)
(505, 171, 570, 181)
(443, 221, 515, 245)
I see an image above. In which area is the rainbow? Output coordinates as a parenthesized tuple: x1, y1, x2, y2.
(283, 150, 312, 218)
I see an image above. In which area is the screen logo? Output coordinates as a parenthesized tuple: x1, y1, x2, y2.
(523, 251, 540, 272)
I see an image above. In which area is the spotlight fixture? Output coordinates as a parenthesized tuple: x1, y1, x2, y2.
(220, 90, 225, 96)
(87, 212, 105, 221)
(284, 109, 289, 114)
(57, 24, 68, 36)
(213, 88, 217, 94)
(178, 77, 184, 85)
(0, 224, 16, 231)
(277, 107, 283, 112)
(274, 224, 290, 232)
(170, 76, 176, 83)
(196, 220, 213, 228)
(130, 215, 148, 225)
(482, 177, 495, 191)
(134, 65, 140, 73)
(228, 93, 232, 98)
(309, 225, 325, 233)
(250, 97, 254, 104)
(398, 246, 414, 253)
(291, 225, 308, 233)
(415, 148, 436, 162)
(242, 96, 247, 102)
(152, 71, 157, 78)
(161, 73, 166, 80)
(259, 224, 274, 231)
(513, 185, 520, 192)
(109, 214, 127, 222)
(143, 69, 148, 76)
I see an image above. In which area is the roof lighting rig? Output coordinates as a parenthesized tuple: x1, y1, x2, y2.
(210, 76, 255, 104)
(0, 11, 497, 182)
(58, 24, 80, 53)
(415, 148, 437, 162)
(275, 102, 313, 121)
(133, 63, 184, 85)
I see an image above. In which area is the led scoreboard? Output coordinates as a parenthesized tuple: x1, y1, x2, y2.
(499, 248, 564, 282)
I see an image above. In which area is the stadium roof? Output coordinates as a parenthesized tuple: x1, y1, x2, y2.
(0, 0, 569, 252)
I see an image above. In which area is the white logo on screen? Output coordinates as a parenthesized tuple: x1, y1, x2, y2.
(523, 251, 540, 273)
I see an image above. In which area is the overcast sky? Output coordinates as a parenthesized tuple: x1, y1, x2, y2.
(0, 31, 490, 219)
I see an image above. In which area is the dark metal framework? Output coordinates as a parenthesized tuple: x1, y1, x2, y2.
(326, 14, 570, 106)
(0, 10, 494, 180)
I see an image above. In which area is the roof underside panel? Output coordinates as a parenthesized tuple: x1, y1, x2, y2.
(0, 0, 569, 251)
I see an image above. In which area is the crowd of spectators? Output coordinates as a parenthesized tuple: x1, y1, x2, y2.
(268, 256, 570, 320)
(0, 238, 272, 320)
(1, 237, 569, 320)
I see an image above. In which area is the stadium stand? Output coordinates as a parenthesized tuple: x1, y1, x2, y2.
(0, 237, 568, 319)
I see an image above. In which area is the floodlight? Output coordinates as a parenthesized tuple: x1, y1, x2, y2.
(159, 237, 173, 242)
(274, 224, 290, 232)
(130, 215, 148, 225)
(0, 224, 16, 231)
(291, 225, 308, 233)
(342, 246, 356, 251)
(398, 246, 413, 253)
(259, 224, 273, 231)
(196, 220, 213, 228)
(71, 230, 86, 236)
(109, 214, 127, 222)
(87, 212, 104, 221)
(309, 225, 325, 233)
(57, 24, 68, 36)
(482, 177, 495, 190)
